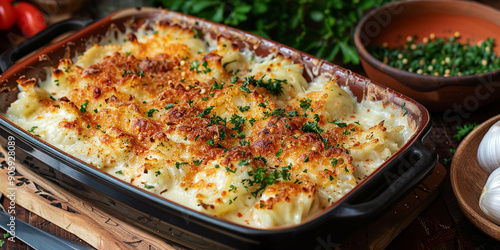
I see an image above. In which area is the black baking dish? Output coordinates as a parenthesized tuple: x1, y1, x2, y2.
(0, 7, 437, 249)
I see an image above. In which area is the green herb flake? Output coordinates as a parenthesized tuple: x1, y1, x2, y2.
(238, 159, 250, 166)
(299, 98, 312, 112)
(238, 106, 251, 112)
(144, 183, 155, 189)
(193, 159, 202, 166)
(212, 81, 225, 89)
(155, 171, 161, 177)
(276, 148, 283, 158)
(331, 158, 338, 167)
(115, 170, 123, 175)
(197, 106, 215, 117)
(207, 139, 214, 146)
(164, 103, 174, 110)
(454, 123, 479, 141)
(80, 100, 89, 113)
(249, 118, 256, 126)
(175, 162, 188, 169)
(146, 109, 159, 117)
(329, 119, 347, 128)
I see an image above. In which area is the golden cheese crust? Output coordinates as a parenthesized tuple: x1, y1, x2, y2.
(6, 23, 410, 228)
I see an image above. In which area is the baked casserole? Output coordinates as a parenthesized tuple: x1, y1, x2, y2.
(4, 21, 413, 228)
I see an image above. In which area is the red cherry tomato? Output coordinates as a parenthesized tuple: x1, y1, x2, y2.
(0, 0, 15, 30)
(14, 1, 46, 37)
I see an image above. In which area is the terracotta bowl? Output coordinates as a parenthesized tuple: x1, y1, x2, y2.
(354, 0, 500, 112)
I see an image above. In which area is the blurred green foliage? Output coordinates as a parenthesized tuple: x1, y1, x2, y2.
(155, 0, 394, 64)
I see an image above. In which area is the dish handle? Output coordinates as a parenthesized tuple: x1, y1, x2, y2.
(0, 18, 93, 74)
(327, 140, 437, 222)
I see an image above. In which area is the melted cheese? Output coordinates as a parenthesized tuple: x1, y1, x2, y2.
(4, 22, 413, 228)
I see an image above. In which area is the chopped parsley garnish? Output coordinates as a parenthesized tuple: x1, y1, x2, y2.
(207, 139, 214, 146)
(239, 140, 250, 146)
(249, 118, 256, 126)
(238, 106, 251, 112)
(343, 130, 351, 135)
(80, 100, 89, 113)
(228, 184, 236, 191)
(453, 123, 479, 141)
(299, 98, 312, 112)
(196, 106, 215, 117)
(94, 109, 98, 113)
(264, 108, 288, 119)
(190, 60, 200, 71)
(314, 114, 320, 122)
(50, 95, 56, 100)
(238, 159, 250, 166)
(288, 110, 298, 117)
(345, 167, 349, 172)
(144, 184, 155, 189)
(164, 103, 174, 110)
(245, 74, 287, 95)
(303, 169, 308, 173)
(258, 100, 268, 108)
(175, 162, 188, 169)
(209, 115, 227, 126)
(401, 102, 407, 116)
(191, 60, 211, 73)
(28, 126, 38, 133)
(276, 148, 283, 158)
(146, 109, 159, 117)
(253, 156, 267, 163)
(304, 156, 309, 162)
(301, 122, 324, 134)
(122, 70, 134, 76)
(202, 61, 211, 73)
(211, 81, 225, 89)
(226, 167, 236, 173)
(240, 81, 251, 93)
(155, 171, 161, 177)
(115, 170, 123, 175)
(331, 158, 338, 167)
(193, 28, 200, 38)
(214, 164, 220, 168)
(188, 100, 194, 106)
(219, 128, 227, 140)
(230, 76, 239, 83)
(202, 97, 209, 101)
(193, 159, 202, 166)
(229, 114, 247, 131)
(223, 60, 237, 69)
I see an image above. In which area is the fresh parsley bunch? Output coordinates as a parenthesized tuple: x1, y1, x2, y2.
(155, 0, 394, 64)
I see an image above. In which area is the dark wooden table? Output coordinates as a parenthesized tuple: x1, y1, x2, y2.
(2, 2, 500, 248)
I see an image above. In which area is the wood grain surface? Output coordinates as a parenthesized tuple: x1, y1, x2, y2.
(451, 114, 500, 241)
(0, 146, 176, 250)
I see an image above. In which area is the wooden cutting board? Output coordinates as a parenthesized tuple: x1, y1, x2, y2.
(0, 146, 445, 249)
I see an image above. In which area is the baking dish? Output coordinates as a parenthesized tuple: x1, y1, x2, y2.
(0, 7, 437, 249)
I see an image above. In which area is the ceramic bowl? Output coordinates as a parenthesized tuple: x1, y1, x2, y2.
(354, 0, 500, 112)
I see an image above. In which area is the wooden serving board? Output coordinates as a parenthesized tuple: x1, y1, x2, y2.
(451, 114, 500, 241)
(0, 146, 445, 249)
